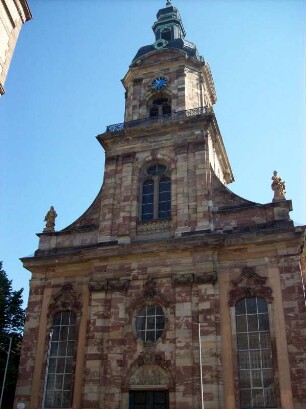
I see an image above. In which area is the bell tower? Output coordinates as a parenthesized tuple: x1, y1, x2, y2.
(123, 1, 217, 123)
(153, 0, 186, 45)
(98, 1, 233, 243)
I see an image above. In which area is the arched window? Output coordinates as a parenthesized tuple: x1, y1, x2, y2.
(149, 104, 159, 118)
(141, 164, 171, 221)
(142, 180, 154, 220)
(162, 102, 171, 115)
(235, 297, 276, 408)
(159, 177, 171, 218)
(149, 98, 172, 118)
(161, 28, 172, 42)
(44, 311, 77, 408)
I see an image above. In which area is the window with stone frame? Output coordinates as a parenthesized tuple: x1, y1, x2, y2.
(135, 304, 166, 343)
(43, 310, 77, 408)
(141, 164, 171, 221)
(235, 297, 276, 408)
(149, 98, 171, 118)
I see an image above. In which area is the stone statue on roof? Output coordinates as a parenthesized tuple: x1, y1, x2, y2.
(271, 170, 286, 202)
(44, 206, 57, 232)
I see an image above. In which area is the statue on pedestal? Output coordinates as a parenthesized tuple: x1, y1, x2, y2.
(44, 206, 57, 232)
(271, 170, 286, 202)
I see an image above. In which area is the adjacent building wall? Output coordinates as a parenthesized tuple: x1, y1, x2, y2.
(0, 0, 31, 95)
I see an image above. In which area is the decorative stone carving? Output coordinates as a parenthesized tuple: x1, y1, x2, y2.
(122, 152, 135, 163)
(88, 282, 107, 292)
(107, 279, 130, 293)
(231, 267, 266, 287)
(133, 78, 143, 85)
(229, 286, 273, 306)
(175, 144, 188, 155)
(125, 350, 173, 389)
(271, 170, 286, 202)
(143, 277, 157, 300)
(229, 267, 273, 306)
(43, 206, 57, 232)
(127, 278, 169, 316)
(137, 219, 171, 234)
(193, 141, 206, 152)
(136, 350, 169, 370)
(49, 284, 82, 315)
(130, 365, 168, 386)
(194, 271, 218, 285)
(172, 272, 217, 286)
(105, 155, 117, 165)
(172, 273, 193, 286)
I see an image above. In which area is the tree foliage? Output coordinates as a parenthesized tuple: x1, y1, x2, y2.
(0, 262, 25, 409)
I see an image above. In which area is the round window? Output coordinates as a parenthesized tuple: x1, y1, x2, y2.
(135, 305, 165, 342)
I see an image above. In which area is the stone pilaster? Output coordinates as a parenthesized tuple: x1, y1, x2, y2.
(102, 284, 128, 409)
(82, 288, 104, 409)
(98, 156, 118, 242)
(174, 283, 194, 409)
(279, 255, 306, 409)
(175, 144, 191, 236)
(198, 281, 222, 409)
(194, 140, 210, 231)
(14, 277, 47, 409)
(117, 154, 135, 243)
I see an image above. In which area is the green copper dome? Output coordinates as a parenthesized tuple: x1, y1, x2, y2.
(131, 1, 201, 65)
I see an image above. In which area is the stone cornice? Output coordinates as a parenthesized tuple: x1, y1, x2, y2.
(98, 110, 233, 186)
(122, 48, 205, 86)
(97, 112, 213, 151)
(13, 0, 32, 22)
(172, 272, 217, 286)
(203, 61, 217, 104)
(208, 115, 234, 184)
(21, 226, 304, 270)
(213, 199, 293, 214)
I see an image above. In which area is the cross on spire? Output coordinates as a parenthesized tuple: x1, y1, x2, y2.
(166, 0, 172, 6)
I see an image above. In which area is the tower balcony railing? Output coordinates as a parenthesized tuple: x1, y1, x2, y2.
(106, 106, 213, 133)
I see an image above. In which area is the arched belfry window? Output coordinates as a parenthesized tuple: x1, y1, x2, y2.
(161, 27, 172, 42)
(149, 98, 172, 118)
(141, 164, 171, 221)
(235, 297, 276, 408)
(43, 311, 77, 408)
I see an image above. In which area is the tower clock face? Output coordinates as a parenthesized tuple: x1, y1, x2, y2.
(151, 77, 168, 90)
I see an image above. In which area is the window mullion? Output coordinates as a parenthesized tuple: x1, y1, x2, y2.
(153, 175, 159, 219)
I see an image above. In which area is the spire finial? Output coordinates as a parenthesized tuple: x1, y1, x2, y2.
(166, 0, 172, 6)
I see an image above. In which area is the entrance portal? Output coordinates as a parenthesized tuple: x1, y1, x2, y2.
(129, 390, 169, 409)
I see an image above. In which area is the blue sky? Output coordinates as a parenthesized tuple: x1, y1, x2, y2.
(1, 0, 305, 305)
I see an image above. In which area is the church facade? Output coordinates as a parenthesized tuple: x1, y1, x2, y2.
(15, 2, 306, 409)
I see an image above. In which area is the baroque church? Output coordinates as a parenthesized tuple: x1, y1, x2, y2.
(15, 2, 306, 409)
